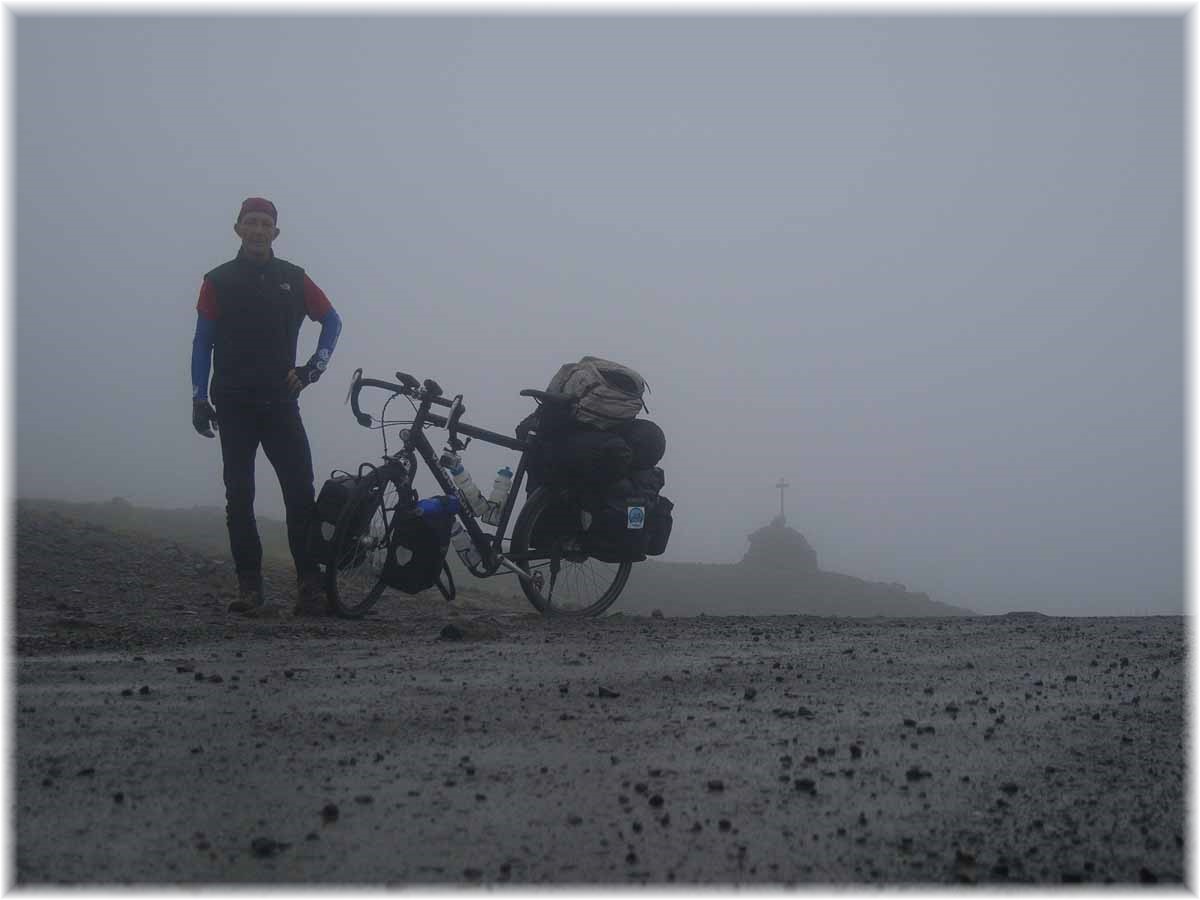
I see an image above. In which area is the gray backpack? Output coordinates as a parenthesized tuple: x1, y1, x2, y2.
(547, 356, 648, 429)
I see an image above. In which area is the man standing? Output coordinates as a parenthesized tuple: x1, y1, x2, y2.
(190, 197, 343, 617)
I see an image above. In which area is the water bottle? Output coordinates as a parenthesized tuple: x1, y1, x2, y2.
(441, 451, 489, 516)
(449, 519, 482, 568)
(481, 466, 513, 525)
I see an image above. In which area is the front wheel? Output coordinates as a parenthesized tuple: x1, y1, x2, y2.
(509, 487, 632, 617)
(324, 470, 409, 618)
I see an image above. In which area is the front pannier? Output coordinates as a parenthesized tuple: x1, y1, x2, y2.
(312, 472, 375, 568)
(380, 497, 454, 594)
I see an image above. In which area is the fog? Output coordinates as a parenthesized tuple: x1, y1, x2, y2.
(14, 15, 1183, 616)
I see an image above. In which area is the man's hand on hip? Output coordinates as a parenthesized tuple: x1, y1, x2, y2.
(286, 365, 320, 398)
(193, 399, 219, 438)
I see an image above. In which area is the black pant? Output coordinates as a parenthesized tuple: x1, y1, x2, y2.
(214, 398, 318, 578)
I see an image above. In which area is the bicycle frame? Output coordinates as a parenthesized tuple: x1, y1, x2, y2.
(348, 369, 547, 582)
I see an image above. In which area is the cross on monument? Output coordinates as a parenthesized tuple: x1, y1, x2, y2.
(775, 478, 790, 520)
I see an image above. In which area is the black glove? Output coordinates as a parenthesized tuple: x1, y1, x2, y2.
(294, 364, 321, 385)
(193, 399, 218, 438)
(286, 364, 321, 398)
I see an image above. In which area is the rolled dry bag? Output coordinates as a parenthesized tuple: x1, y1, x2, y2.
(615, 419, 666, 470)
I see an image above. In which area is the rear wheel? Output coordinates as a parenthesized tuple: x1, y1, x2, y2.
(325, 471, 409, 619)
(510, 487, 631, 617)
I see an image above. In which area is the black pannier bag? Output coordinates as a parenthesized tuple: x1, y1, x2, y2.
(645, 495, 674, 556)
(380, 497, 454, 594)
(583, 477, 652, 564)
(311, 472, 373, 567)
(628, 467, 672, 556)
(583, 467, 673, 562)
(520, 420, 635, 495)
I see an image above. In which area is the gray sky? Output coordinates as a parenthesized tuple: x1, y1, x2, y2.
(15, 14, 1183, 616)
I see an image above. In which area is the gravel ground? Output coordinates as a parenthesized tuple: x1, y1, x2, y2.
(14, 507, 1187, 885)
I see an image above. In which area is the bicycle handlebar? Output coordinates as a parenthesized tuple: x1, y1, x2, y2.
(347, 367, 453, 428)
(347, 367, 530, 453)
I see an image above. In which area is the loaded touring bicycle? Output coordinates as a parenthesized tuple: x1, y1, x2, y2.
(311, 367, 672, 619)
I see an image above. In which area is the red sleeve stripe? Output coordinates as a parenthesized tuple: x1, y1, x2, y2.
(304, 275, 333, 321)
(196, 279, 219, 320)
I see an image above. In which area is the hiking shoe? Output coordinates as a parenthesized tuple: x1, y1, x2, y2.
(228, 573, 266, 615)
(293, 571, 332, 617)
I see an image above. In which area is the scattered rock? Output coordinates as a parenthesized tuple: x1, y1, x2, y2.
(250, 836, 287, 858)
(707, 779, 725, 792)
(598, 687, 620, 699)
(321, 803, 339, 823)
(793, 778, 817, 794)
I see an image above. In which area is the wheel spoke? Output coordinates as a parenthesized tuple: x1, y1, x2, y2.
(511, 488, 631, 617)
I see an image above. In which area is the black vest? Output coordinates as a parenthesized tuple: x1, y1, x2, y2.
(205, 252, 307, 403)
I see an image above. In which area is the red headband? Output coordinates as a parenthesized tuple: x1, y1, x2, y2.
(238, 197, 277, 223)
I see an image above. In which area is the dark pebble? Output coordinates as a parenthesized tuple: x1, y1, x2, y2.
(598, 687, 620, 698)
(649, 794, 664, 808)
(707, 779, 724, 792)
(321, 803, 339, 823)
(250, 837, 286, 858)
(744, 687, 757, 701)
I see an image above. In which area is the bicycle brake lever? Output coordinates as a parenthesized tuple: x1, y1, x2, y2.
(447, 394, 465, 447)
(345, 367, 363, 405)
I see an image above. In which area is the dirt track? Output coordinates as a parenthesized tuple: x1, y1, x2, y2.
(14, 508, 1187, 884)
